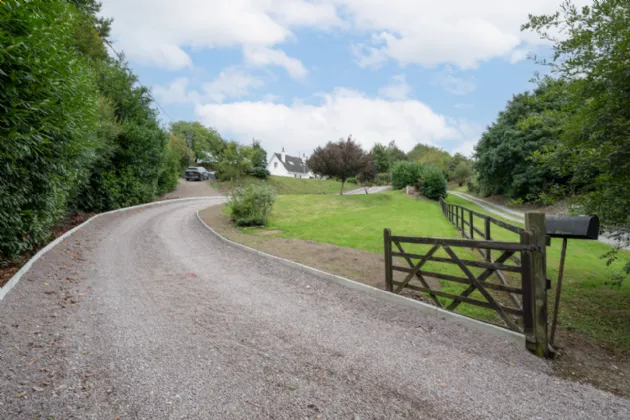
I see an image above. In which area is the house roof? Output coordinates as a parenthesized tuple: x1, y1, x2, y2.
(273, 153, 310, 174)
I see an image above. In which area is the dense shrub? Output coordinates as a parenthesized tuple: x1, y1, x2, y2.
(0, 1, 99, 260)
(391, 161, 424, 190)
(375, 172, 391, 186)
(248, 167, 270, 179)
(420, 166, 448, 200)
(227, 184, 276, 227)
(346, 177, 358, 185)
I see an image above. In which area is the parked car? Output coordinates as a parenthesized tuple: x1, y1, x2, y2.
(185, 166, 212, 181)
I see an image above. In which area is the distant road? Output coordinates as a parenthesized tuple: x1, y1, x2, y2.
(345, 185, 391, 195)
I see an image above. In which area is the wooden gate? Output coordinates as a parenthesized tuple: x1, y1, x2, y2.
(384, 213, 551, 357)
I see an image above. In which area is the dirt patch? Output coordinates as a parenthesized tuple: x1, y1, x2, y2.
(0, 212, 93, 288)
(200, 204, 630, 398)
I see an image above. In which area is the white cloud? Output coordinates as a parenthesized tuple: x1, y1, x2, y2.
(336, 0, 591, 69)
(243, 47, 308, 80)
(378, 74, 412, 100)
(195, 88, 469, 156)
(201, 67, 264, 102)
(153, 78, 194, 105)
(153, 68, 263, 105)
(434, 66, 476, 95)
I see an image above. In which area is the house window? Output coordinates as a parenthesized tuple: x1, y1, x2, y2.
(274, 162, 278, 168)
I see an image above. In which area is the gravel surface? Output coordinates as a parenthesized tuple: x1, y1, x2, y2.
(161, 179, 221, 200)
(1, 199, 628, 419)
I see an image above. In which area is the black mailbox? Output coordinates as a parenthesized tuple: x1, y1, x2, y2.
(545, 215, 599, 239)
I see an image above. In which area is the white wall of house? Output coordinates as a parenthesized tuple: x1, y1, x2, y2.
(266, 153, 314, 178)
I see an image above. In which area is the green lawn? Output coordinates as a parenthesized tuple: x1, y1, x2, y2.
(212, 175, 349, 195)
(240, 190, 630, 350)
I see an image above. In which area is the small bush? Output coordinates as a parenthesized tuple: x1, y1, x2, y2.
(467, 172, 481, 194)
(420, 166, 448, 200)
(375, 172, 390, 186)
(391, 161, 424, 190)
(227, 183, 276, 226)
(346, 177, 358, 184)
(248, 167, 270, 179)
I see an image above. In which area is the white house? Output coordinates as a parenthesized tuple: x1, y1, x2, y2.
(267, 149, 314, 178)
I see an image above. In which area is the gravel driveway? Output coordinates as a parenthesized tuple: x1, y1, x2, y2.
(0, 199, 628, 419)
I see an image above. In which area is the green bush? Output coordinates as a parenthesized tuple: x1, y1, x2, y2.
(248, 167, 270, 179)
(0, 1, 99, 261)
(391, 161, 424, 190)
(420, 166, 448, 200)
(375, 172, 391, 186)
(227, 183, 276, 227)
(346, 177, 358, 185)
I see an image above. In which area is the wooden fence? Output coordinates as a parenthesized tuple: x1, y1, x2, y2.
(384, 212, 552, 357)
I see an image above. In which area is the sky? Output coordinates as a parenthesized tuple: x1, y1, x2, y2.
(99, 0, 583, 158)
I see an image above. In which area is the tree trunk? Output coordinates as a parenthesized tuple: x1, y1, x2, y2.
(340, 179, 345, 195)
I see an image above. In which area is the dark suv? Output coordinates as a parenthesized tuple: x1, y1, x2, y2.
(185, 166, 212, 181)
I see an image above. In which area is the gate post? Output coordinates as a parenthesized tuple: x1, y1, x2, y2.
(524, 213, 552, 358)
(384, 228, 393, 292)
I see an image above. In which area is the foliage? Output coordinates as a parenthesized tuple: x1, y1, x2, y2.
(370, 143, 390, 172)
(0, 0, 99, 260)
(248, 167, 270, 179)
(170, 121, 226, 165)
(420, 166, 448, 200)
(473, 80, 567, 199)
(307, 136, 367, 195)
(391, 161, 424, 190)
(227, 183, 276, 226)
(216, 141, 254, 181)
(375, 172, 391, 186)
(0, 0, 179, 262)
(466, 172, 481, 194)
(357, 154, 378, 193)
(346, 177, 358, 185)
(387, 141, 408, 164)
(452, 161, 472, 186)
(523, 0, 630, 232)
(407, 144, 451, 175)
(249, 140, 268, 169)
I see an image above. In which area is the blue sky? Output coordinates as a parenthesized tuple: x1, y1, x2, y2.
(100, 0, 580, 157)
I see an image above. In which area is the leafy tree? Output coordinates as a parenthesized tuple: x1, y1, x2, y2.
(170, 121, 226, 165)
(523, 0, 630, 229)
(371, 143, 391, 172)
(307, 136, 367, 195)
(408, 143, 451, 175)
(357, 154, 379, 194)
(473, 80, 566, 199)
(452, 161, 472, 186)
(387, 141, 407, 164)
(249, 140, 268, 168)
(216, 141, 254, 181)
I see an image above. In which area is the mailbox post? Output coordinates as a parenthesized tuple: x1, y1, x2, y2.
(545, 215, 600, 345)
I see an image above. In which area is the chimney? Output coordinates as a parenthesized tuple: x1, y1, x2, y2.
(281, 147, 285, 162)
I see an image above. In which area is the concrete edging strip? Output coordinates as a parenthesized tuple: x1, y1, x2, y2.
(0, 196, 225, 302)
(195, 209, 526, 348)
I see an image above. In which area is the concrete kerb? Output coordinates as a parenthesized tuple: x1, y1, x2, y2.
(195, 209, 526, 349)
(0, 196, 225, 303)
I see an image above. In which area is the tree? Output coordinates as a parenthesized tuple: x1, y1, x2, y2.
(249, 140, 267, 168)
(170, 121, 226, 166)
(408, 143, 451, 176)
(307, 136, 367, 195)
(387, 141, 407, 164)
(523, 0, 630, 229)
(216, 141, 253, 181)
(473, 80, 567, 199)
(452, 161, 472, 186)
(371, 143, 390, 172)
(357, 154, 378, 194)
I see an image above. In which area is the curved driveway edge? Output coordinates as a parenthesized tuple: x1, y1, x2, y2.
(195, 209, 525, 348)
(0, 197, 225, 303)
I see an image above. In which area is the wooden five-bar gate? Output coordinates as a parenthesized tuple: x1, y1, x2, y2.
(384, 212, 552, 358)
